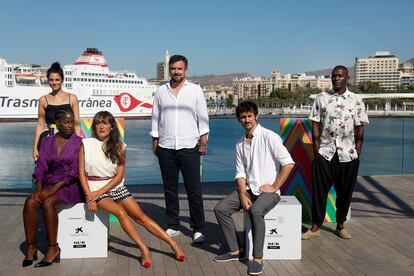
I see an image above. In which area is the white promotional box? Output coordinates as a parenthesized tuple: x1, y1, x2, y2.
(57, 203, 109, 259)
(245, 195, 301, 260)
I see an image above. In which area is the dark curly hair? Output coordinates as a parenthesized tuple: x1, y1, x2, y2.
(91, 111, 125, 165)
(235, 101, 258, 118)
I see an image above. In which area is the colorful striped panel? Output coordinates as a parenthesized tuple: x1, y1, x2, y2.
(80, 117, 125, 222)
(280, 118, 338, 222)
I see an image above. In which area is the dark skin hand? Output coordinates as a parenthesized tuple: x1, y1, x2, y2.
(31, 181, 65, 203)
(312, 121, 321, 157)
(354, 125, 364, 155)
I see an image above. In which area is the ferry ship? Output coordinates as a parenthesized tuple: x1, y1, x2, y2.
(0, 48, 156, 120)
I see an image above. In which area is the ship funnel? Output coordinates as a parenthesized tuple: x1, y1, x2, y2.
(74, 48, 108, 67)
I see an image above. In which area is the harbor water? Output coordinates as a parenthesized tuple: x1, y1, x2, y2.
(0, 117, 413, 189)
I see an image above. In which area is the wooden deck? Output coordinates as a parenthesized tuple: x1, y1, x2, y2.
(0, 175, 413, 276)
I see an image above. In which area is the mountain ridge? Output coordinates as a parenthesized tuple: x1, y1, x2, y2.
(186, 57, 413, 87)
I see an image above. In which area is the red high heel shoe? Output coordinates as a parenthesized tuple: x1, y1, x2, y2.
(142, 261, 151, 268)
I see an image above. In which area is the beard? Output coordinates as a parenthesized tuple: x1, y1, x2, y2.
(171, 75, 185, 84)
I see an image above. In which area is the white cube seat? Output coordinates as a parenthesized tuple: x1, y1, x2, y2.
(245, 195, 301, 260)
(57, 203, 108, 259)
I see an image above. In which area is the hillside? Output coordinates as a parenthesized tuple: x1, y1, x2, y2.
(187, 73, 250, 87)
(183, 56, 413, 87)
(305, 56, 414, 79)
(405, 57, 414, 65)
(305, 66, 355, 83)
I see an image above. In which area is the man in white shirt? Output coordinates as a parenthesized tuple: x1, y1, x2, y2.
(214, 101, 294, 275)
(150, 55, 209, 243)
(302, 65, 369, 240)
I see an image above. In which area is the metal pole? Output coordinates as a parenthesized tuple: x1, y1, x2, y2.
(402, 119, 405, 175)
(200, 155, 204, 182)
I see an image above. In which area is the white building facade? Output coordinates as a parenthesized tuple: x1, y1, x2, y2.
(156, 50, 170, 81)
(233, 69, 331, 100)
(354, 51, 401, 90)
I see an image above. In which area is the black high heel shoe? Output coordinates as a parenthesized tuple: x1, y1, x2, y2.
(22, 242, 38, 267)
(34, 243, 61, 268)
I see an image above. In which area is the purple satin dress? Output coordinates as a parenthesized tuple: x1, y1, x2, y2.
(33, 134, 83, 204)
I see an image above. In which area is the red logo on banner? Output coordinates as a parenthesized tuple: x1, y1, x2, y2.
(114, 92, 153, 112)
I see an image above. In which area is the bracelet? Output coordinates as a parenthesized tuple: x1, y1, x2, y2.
(199, 143, 207, 147)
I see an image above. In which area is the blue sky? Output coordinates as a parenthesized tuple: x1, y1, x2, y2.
(1, 0, 413, 78)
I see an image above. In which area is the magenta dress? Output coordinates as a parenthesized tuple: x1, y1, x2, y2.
(33, 134, 83, 204)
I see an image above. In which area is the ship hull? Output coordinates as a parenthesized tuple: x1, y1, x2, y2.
(0, 86, 153, 119)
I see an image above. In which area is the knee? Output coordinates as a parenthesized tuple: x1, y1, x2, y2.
(114, 208, 128, 220)
(249, 206, 263, 219)
(24, 197, 38, 211)
(135, 215, 149, 225)
(41, 197, 57, 211)
(214, 202, 227, 217)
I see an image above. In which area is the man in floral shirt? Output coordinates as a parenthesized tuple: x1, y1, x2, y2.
(302, 65, 369, 240)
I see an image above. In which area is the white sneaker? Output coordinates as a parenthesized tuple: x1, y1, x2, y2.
(166, 228, 181, 237)
(193, 232, 205, 243)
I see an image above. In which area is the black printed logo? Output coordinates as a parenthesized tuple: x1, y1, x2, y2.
(269, 228, 278, 235)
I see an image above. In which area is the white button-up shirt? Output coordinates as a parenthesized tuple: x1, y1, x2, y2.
(150, 80, 210, 149)
(309, 89, 369, 162)
(235, 124, 294, 195)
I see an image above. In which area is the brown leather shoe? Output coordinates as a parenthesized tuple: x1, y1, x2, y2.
(301, 229, 320, 240)
(336, 228, 351, 239)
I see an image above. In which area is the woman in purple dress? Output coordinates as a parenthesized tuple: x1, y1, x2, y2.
(22, 109, 83, 268)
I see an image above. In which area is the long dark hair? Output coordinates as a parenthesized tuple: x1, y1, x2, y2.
(47, 62, 64, 80)
(91, 111, 125, 165)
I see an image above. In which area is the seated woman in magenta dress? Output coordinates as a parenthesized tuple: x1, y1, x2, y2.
(22, 109, 83, 268)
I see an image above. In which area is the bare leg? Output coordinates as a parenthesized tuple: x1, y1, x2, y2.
(310, 224, 320, 232)
(41, 195, 63, 262)
(23, 196, 41, 260)
(119, 197, 185, 260)
(97, 198, 151, 266)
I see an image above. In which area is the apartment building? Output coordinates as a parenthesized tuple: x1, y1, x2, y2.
(233, 69, 331, 100)
(354, 51, 400, 90)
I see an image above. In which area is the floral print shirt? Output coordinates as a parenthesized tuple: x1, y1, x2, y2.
(309, 89, 369, 162)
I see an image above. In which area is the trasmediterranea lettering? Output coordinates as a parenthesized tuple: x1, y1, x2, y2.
(0, 96, 39, 108)
(78, 98, 112, 108)
(0, 96, 112, 108)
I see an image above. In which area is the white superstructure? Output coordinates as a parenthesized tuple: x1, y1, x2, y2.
(0, 48, 156, 119)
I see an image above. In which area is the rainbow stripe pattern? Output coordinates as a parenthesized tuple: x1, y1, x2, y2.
(80, 117, 125, 222)
(279, 118, 338, 222)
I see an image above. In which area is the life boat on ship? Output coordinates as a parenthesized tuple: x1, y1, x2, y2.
(15, 73, 38, 82)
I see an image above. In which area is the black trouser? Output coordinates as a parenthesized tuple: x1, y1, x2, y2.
(157, 146, 205, 232)
(311, 153, 360, 226)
